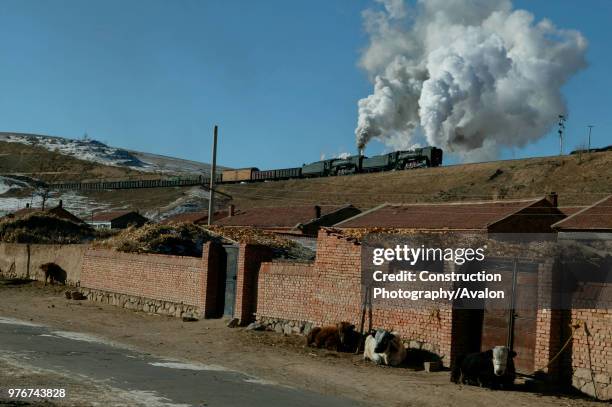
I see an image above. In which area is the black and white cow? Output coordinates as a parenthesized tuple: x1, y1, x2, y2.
(451, 346, 516, 389)
(363, 329, 406, 366)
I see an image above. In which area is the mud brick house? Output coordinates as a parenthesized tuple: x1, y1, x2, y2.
(4, 200, 83, 224)
(214, 204, 361, 241)
(87, 210, 148, 230)
(551, 195, 612, 399)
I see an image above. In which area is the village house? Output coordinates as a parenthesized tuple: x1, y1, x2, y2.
(87, 210, 148, 230)
(3, 200, 83, 224)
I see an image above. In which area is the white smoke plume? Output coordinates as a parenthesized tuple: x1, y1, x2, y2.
(356, 0, 587, 160)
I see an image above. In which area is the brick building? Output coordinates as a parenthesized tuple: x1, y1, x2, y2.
(551, 195, 612, 399)
(255, 195, 610, 394)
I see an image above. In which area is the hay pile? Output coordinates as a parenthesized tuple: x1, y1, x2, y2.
(206, 226, 315, 261)
(100, 223, 315, 260)
(98, 223, 224, 257)
(0, 213, 94, 244)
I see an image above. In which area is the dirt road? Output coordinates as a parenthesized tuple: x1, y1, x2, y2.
(0, 280, 604, 407)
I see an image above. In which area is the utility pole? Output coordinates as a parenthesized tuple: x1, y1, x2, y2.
(558, 115, 566, 155)
(207, 125, 218, 226)
(587, 125, 594, 152)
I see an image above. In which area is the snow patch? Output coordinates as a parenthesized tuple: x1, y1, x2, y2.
(49, 331, 123, 348)
(149, 361, 229, 372)
(0, 317, 42, 327)
(120, 390, 191, 407)
(0, 176, 29, 195)
(243, 377, 279, 386)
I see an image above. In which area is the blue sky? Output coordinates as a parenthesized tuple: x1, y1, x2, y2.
(0, 0, 609, 169)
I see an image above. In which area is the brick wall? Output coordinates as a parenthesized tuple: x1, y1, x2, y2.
(255, 229, 456, 364)
(570, 309, 612, 400)
(257, 262, 315, 322)
(81, 246, 211, 315)
(234, 244, 273, 324)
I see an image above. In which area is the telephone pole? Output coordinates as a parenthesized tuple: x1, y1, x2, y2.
(587, 125, 594, 152)
(558, 115, 566, 155)
(207, 125, 218, 226)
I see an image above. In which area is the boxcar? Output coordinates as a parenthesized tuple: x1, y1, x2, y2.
(252, 167, 301, 181)
(221, 168, 259, 183)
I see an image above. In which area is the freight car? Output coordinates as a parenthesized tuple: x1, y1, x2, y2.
(251, 167, 302, 181)
(221, 167, 259, 183)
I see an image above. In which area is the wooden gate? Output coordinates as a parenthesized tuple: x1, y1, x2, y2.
(222, 245, 239, 318)
(480, 258, 539, 374)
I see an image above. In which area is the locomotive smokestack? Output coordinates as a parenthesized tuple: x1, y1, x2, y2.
(359, 147, 364, 156)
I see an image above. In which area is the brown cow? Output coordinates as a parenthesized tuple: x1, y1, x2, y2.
(40, 263, 66, 286)
(307, 322, 359, 352)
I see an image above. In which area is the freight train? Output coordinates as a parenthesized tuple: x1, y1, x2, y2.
(221, 146, 443, 183)
(50, 146, 443, 191)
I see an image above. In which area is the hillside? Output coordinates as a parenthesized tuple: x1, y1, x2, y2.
(218, 151, 612, 210)
(2, 134, 611, 219)
(0, 138, 204, 217)
(0, 132, 218, 176)
(0, 140, 149, 184)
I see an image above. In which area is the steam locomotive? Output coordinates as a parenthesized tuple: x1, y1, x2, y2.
(221, 146, 443, 183)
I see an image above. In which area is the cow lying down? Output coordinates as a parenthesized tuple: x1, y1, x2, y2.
(363, 329, 406, 366)
(307, 322, 359, 352)
(451, 346, 516, 389)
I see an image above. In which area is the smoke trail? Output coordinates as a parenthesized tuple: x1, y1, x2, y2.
(356, 0, 587, 160)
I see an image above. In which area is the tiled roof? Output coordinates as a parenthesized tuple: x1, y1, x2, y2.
(214, 205, 345, 229)
(161, 210, 229, 225)
(552, 195, 612, 231)
(91, 211, 135, 222)
(335, 199, 547, 230)
(558, 206, 584, 217)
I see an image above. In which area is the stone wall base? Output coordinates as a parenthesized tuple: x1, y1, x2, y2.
(80, 288, 202, 319)
(572, 368, 611, 400)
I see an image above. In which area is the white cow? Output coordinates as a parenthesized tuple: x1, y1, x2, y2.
(363, 329, 406, 366)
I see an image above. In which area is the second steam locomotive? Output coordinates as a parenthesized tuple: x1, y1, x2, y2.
(222, 146, 443, 183)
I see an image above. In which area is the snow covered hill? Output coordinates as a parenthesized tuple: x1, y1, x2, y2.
(0, 132, 218, 174)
